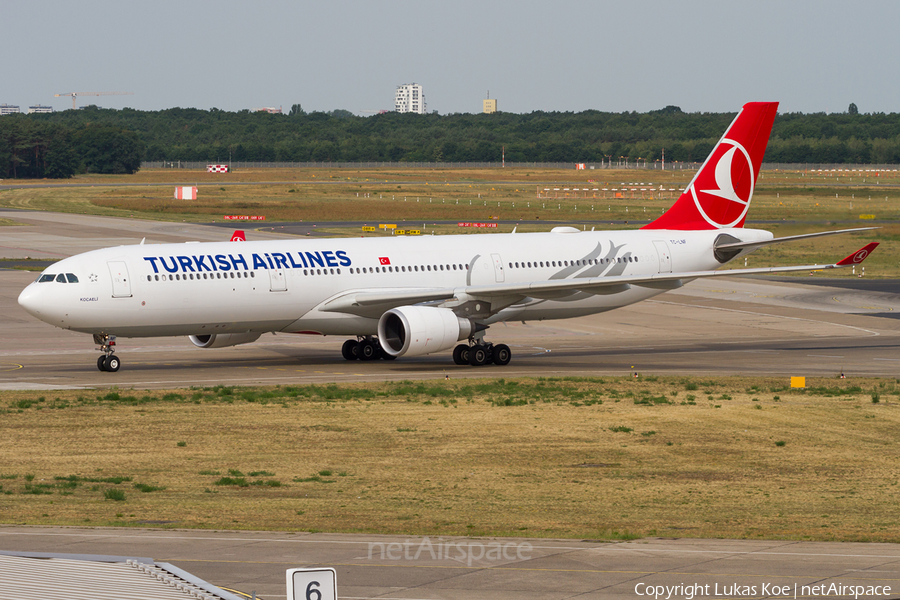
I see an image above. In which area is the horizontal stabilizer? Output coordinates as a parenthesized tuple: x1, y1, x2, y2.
(715, 227, 878, 252)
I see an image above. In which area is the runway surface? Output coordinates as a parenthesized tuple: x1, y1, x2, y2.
(2, 526, 899, 600)
(2, 208, 900, 389)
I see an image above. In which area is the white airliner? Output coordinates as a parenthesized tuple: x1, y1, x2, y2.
(18, 102, 878, 372)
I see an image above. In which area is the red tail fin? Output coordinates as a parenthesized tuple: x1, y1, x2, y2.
(230, 230, 246, 241)
(643, 102, 778, 230)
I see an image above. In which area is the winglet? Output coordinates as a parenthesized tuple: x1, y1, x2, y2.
(835, 242, 879, 266)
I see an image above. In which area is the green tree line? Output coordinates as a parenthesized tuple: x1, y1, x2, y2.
(2, 104, 899, 178)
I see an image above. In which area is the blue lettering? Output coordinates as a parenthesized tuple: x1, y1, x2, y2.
(287, 252, 304, 268)
(229, 254, 248, 271)
(193, 255, 212, 272)
(335, 250, 351, 267)
(208, 255, 217, 271)
(272, 253, 290, 269)
(143, 257, 160, 273)
(215, 255, 232, 271)
(177, 256, 195, 272)
(252, 253, 268, 269)
(298, 252, 308, 268)
(264, 253, 275, 269)
(159, 256, 179, 273)
(305, 251, 325, 268)
(322, 250, 338, 267)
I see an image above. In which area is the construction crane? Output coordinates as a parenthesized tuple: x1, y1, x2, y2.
(54, 91, 134, 110)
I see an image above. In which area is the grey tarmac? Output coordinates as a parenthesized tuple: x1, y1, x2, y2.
(2, 208, 900, 388)
(1, 527, 899, 600)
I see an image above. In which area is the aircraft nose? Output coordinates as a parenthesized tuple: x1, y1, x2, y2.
(18, 284, 46, 318)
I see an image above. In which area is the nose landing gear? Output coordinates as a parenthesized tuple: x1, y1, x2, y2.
(94, 334, 121, 372)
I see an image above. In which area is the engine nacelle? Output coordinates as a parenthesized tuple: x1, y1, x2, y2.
(378, 306, 472, 358)
(189, 332, 262, 349)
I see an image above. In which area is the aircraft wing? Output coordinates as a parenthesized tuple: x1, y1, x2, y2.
(321, 243, 879, 319)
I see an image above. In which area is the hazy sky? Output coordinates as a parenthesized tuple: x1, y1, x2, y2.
(5, 0, 899, 115)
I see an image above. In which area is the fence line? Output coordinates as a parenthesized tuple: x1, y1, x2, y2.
(141, 161, 900, 171)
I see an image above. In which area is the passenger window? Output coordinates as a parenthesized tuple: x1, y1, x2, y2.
(147, 275, 152, 281)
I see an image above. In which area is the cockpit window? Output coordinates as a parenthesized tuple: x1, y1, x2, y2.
(56, 274, 67, 283)
(39, 274, 56, 283)
(66, 273, 79, 283)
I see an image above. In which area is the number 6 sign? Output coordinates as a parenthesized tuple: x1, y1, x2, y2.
(287, 568, 337, 600)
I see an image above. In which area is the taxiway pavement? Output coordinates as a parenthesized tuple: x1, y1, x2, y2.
(2, 208, 899, 389)
(2, 527, 899, 599)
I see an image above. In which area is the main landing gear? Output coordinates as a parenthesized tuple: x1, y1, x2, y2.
(341, 337, 396, 361)
(452, 342, 511, 367)
(94, 334, 121, 372)
(340, 337, 512, 366)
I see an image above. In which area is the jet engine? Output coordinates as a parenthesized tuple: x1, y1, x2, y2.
(377, 306, 472, 358)
(189, 332, 262, 349)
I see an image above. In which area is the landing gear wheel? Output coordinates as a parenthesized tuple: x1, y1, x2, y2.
(381, 351, 397, 361)
(341, 339, 359, 360)
(469, 345, 489, 366)
(97, 355, 108, 372)
(452, 344, 470, 365)
(103, 355, 121, 372)
(492, 344, 512, 366)
(358, 340, 378, 361)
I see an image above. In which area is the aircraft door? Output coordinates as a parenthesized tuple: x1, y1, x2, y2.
(107, 261, 132, 297)
(268, 268, 287, 292)
(491, 253, 505, 283)
(652, 240, 672, 273)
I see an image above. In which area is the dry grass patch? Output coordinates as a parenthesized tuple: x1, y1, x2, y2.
(1, 377, 898, 541)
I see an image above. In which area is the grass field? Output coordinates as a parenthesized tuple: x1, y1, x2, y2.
(2, 376, 899, 542)
(1, 166, 896, 275)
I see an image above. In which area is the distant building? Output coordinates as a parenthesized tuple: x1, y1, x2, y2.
(28, 104, 53, 114)
(254, 106, 283, 114)
(395, 83, 426, 114)
(483, 98, 497, 114)
(0, 104, 20, 116)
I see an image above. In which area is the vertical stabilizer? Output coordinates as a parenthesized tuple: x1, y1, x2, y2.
(643, 102, 778, 230)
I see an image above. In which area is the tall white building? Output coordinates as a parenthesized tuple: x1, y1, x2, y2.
(395, 83, 426, 114)
(28, 105, 53, 114)
(0, 104, 20, 116)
